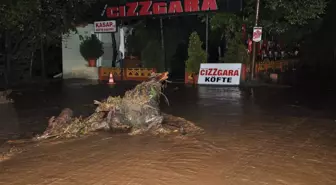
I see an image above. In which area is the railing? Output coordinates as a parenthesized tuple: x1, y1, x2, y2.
(99, 67, 156, 81)
(99, 68, 122, 80)
(254, 59, 298, 73)
(125, 68, 154, 78)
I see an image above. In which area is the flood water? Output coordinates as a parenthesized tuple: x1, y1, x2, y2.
(1, 80, 336, 184)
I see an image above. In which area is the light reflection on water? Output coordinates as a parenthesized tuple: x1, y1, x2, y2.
(197, 86, 242, 101)
(193, 86, 247, 124)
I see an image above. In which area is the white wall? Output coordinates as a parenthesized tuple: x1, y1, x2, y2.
(62, 24, 122, 79)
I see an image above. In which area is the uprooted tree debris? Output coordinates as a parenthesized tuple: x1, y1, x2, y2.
(34, 72, 203, 140)
(0, 89, 13, 104)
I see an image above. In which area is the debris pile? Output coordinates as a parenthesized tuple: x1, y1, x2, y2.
(0, 89, 13, 104)
(35, 72, 202, 140)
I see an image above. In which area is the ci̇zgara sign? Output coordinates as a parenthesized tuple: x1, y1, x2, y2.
(105, 0, 218, 18)
(197, 63, 242, 85)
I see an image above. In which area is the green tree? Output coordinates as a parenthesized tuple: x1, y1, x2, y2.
(261, 0, 326, 25)
(209, 13, 241, 42)
(208, 12, 247, 63)
(127, 20, 165, 70)
(206, 0, 328, 64)
(185, 31, 206, 74)
(0, 0, 92, 81)
(221, 37, 249, 64)
(210, 0, 328, 41)
(298, 0, 336, 79)
(126, 19, 187, 72)
(141, 40, 164, 72)
(243, 0, 327, 37)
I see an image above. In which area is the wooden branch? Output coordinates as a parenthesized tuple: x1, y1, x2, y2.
(11, 33, 39, 58)
(10, 23, 36, 55)
(11, 37, 27, 55)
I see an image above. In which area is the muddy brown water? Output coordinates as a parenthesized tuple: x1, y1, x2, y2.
(0, 81, 336, 184)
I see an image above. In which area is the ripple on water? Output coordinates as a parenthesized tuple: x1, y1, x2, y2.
(101, 135, 226, 185)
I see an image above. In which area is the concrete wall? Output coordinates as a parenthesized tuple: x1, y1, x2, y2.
(62, 24, 122, 79)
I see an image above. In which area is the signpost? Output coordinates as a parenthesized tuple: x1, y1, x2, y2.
(197, 63, 242, 85)
(252, 27, 262, 42)
(251, 0, 261, 80)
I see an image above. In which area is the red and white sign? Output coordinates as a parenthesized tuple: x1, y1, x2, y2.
(252, 27, 262, 42)
(106, 0, 218, 18)
(270, 73, 278, 82)
(94, 20, 117, 33)
(198, 63, 242, 85)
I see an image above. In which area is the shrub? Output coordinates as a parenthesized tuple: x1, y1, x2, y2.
(185, 31, 207, 74)
(79, 34, 104, 61)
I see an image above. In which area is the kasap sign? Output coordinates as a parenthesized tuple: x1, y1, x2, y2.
(94, 20, 117, 33)
(197, 63, 242, 85)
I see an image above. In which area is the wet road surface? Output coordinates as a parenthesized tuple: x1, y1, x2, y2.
(0, 80, 336, 184)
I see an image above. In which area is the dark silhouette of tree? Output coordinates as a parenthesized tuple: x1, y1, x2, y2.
(0, 0, 92, 83)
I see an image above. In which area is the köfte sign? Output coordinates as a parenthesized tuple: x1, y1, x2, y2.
(106, 0, 218, 18)
(198, 63, 242, 85)
(94, 20, 117, 33)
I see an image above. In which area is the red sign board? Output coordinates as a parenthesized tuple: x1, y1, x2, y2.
(106, 0, 218, 18)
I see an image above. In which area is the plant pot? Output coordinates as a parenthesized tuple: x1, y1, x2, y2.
(185, 72, 193, 84)
(193, 74, 199, 85)
(88, 59, 97, 67)
(184, 72, 198, 85)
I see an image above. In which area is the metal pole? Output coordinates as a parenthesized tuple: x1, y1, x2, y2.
(251, 0, 260, 80)
(40, 22, 46, 79)
(160, 18, 166, 71)
(120, 21, 124, 81)
(206, 14, 209, 63)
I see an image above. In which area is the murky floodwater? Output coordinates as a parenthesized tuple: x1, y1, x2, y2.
(1, 81, 336, 184)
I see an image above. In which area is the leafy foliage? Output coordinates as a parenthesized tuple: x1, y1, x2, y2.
(299, 0, 336, 67)
(79, 34, 104, 61)
(245, 0, 327, 35)
(126, 20, 163, 70)
(126, 19, 187, 72)
(206, 0, 328, 64)
(141, 40, 165, 72)
(208, 12, 248, 63)
(263, 0, 327, 25)
(185, 32, 207, 74)
(208, 0, 328, 39)
(0, 0, 93, 79)
(210, 13, 241, 40)
(221, 37, 249, 64)
(0, 0, 91, 45)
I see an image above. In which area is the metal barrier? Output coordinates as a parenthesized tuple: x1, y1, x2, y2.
(99, 67, 155, 81)
(255, 60, 292, 73)
(125, 68, 154, 78)
(98, 67, 122, 81)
